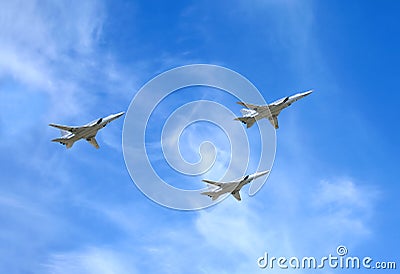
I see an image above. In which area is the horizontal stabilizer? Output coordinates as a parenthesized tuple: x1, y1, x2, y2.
(237, 102, 260, 110)
(51, 138, 74, 149)
(234, 117, 256, 128)
(201, 191, 219, 201)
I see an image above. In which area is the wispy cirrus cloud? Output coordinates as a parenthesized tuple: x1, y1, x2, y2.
(0, 0, 136, 123)
(0, 0, 103, 90)
(43, 247, 139, 274)
(0, 0, 137, 156)
(61, 173, 377, 274)
(0, 0, 101, 135)
(0, 1, 390, 273)
(0, 2, 134, 272)
(192, 175, 378, 273)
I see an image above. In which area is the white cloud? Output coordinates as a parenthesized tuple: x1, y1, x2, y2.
(44, 247, 138, 274)
(0, 190, 71, 272)
(0, 0, 103, 85)
(21, 168, 377, 274)
(309, 178, 378, 238)
(189, 175, 378, 273)
(0, 0, 138, 156)
(0, 1, 385, 273)
(0, 0, 138, 121)
(0, 1, 100, 130)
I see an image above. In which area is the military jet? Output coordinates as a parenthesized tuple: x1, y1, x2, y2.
(49, 112, 125, 149)
(201, 170, 269, 201)
(235, 90, 313, 129)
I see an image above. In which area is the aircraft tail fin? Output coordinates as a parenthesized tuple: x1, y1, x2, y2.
(51, 138, 74, 149)
(234, 117, 256, 128)
(201, 191, 219, 201)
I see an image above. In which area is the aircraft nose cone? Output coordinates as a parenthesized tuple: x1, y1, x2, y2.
(111, 111, 125, 120)
(255, 170, 270, 177)
(303, 90, 313, 96)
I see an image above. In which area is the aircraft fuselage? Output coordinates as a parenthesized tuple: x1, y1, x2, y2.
(50, 112, 124, 149)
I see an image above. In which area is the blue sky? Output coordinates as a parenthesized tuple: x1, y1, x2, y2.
(0, 0, 399, 273)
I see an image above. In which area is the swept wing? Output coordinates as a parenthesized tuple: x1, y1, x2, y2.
(86, 137, 100, 149)
(232, 191, 241, 201)
(49, 123, 78, 133)
(202, 180, 223, 188)
(237, 102, 269, 112)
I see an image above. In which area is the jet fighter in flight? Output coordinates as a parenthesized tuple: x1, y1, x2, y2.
(201, 170, 269, 201)
(49, 112, 125, 149)
(235, 90, 313, 129)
